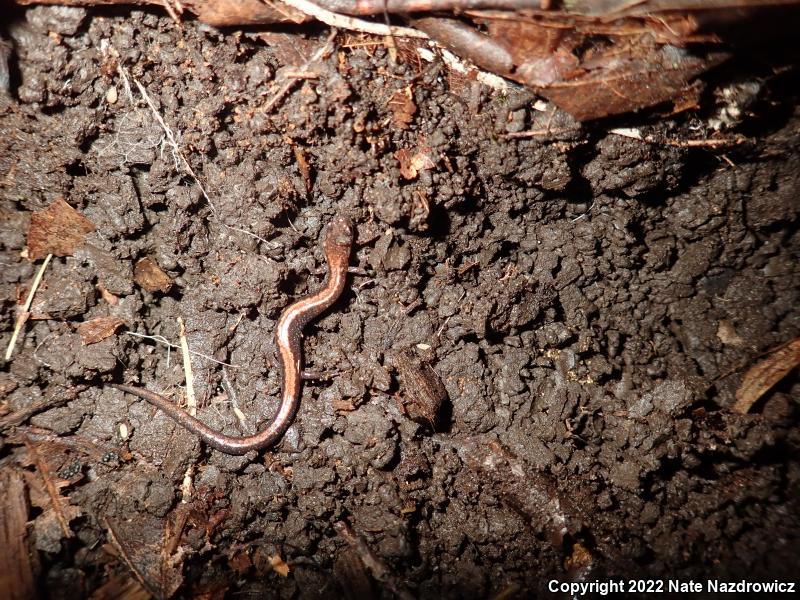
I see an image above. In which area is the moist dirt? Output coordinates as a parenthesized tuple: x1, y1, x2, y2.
(1, 6, 799, 599)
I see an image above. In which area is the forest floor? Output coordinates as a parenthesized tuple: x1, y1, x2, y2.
(1, 5, 798, 599)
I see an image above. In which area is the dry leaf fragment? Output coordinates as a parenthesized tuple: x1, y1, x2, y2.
(97, 284, 120, 306)
(269, 554, 290, 577)
(395, 145, 436, 180)
(77, 316, 126, 345)
(133, 257, 173, 293)
(731, 337, 800, 414)
(27, 198, 95, 260)
(395, 148, 415, 179)
(388, 85, 417, 129)
(419, 14, 729, 121)
(104, 515, 184, 599)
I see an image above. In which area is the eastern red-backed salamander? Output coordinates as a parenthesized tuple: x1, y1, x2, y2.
(112, 215, 354, 455)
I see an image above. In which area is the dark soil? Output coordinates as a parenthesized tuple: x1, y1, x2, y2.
(1, 6, 799, 600)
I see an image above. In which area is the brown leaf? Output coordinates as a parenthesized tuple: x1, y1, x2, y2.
(134, 257, 173, 293)
(477, 16, 728, 121)
(395, 144, 436, 180)
(27, 198, 95, 260)
(77, 316, 126, 345)
(388, 85, 417, 130)
(731, 337, 800, 414)
(395, 148, 416, 180)
(269, 554, 290, 577)
(535, 39, 728, 121)
(104, 515, 184, 599)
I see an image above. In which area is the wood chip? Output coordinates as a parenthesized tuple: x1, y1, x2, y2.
(731, 337, 800, 414)
(0, 468, 38, 600)
(77, 316, 126, 345)
(133, 257, 173, 293)
(27, 198, 95, 260)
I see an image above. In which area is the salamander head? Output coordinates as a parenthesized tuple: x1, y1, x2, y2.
(324, 215, 355, 254)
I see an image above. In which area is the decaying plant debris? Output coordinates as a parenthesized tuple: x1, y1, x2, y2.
(11, 0, 800, 120)
(0, 1, 799, 599)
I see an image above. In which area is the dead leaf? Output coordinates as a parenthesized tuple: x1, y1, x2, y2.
(731, 337, 800, 414)
(534, 38, 728, 121)
(134, 257, 173, 293)
(395, 144, 436, 180)
(488, 16, 728, 121)
(269, 554, 290, 577)
(393, 348, 448, 428)
(77, 316, 126, 345)
(104, 515, 184, 599)
(395, 148, 415, 179)
(388, 85, 417, 129)
(440, 13, 730, 121)
(27, 198, 95, 260)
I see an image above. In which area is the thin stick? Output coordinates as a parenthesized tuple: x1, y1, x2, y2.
(609, 127, 746, 148)
(5, 253, 52, 361)
(279, 0, 428, 38)
(334, 521, 415, 600)
(501, 127, 580, 139)
(177, 316, 196, 416)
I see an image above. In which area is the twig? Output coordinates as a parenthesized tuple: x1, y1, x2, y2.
(279, 0, 428, 38)
(501, 127, 580, 139)
(609, 127, 746, 148)
(334, 521, 415, 600)
(5, 253, 52, 361)
(177, 316, 196, 416)
(0, 387, 80, 432)
(161, 0, 183, 23)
